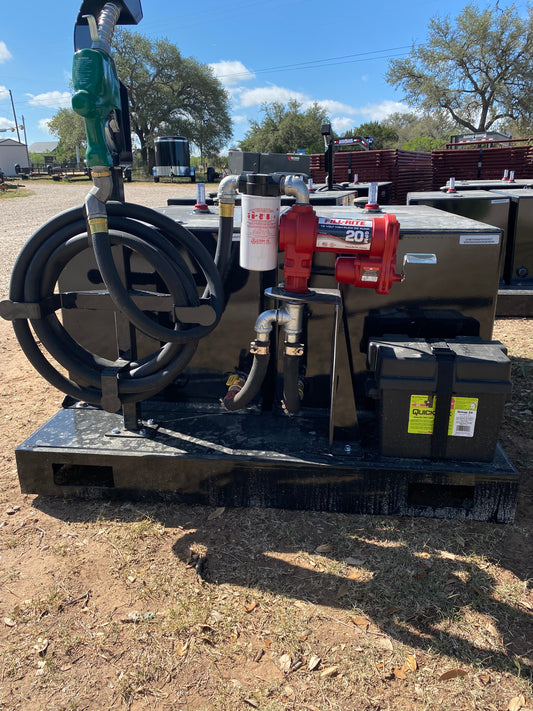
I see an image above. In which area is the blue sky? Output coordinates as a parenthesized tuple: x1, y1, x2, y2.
(0, 0, 529, 151)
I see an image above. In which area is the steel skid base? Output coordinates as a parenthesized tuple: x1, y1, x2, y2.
(496, 286, 533, 317)
(16, 401, 518, 523)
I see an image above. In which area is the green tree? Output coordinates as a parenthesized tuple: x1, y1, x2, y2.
(112, 29, 232, 167)
(47, 108, 87, 163)
(339, 121, 398, 150)
(387, 4, 533, 132)
(383, 112, 455, 150)
(240, 101, 329, 154)
(402, 135, 448, 152)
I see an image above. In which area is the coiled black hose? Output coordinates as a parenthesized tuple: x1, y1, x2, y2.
(6, 202, 225, 410)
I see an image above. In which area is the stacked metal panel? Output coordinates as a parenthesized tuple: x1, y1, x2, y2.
(309, 150, 432, 204)
(309, 153, 327, 183)
(432, 145, 533, 188)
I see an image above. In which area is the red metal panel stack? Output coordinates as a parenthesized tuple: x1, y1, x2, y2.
(309, 153, 326, 184)
(431, 146, 533, 188)
(309, 150, 433, 204)
(394, 150, 433, 204)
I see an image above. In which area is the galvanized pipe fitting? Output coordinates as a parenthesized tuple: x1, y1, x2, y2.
(254, 309, 279, 340)
(281, 174, 309, 204)
(217, 174, 239, 204)
(254, 302, 304, 344)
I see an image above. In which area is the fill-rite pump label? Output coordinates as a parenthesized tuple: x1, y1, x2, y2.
(408, 394, 479, 437)
(316, 216, 372, 251)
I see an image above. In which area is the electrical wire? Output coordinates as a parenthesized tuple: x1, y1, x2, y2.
(213, 46, 414, 81)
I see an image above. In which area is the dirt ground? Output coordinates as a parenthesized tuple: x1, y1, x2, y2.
(0, 182, 531, 711)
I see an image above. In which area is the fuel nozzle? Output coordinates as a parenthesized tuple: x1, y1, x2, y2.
(72, 3, 122, 169)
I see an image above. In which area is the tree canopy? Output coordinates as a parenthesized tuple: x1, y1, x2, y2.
(47, 108, 87, 163)
(339, 121, 398, 150)
(239, 101, 329, 154)
(112, 29, 232, 165)
(386, 4, 533, 133)
(383, 112, 454, 150)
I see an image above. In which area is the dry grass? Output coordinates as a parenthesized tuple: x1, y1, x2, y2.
(1, 488, 532, 710)
(0, 187, 34, 199)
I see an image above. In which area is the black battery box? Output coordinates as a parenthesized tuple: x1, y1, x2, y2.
(367, 337, 511, 462)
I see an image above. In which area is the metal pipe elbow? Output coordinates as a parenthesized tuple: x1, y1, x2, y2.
(254, 303, 303, 341)
(217, 174, 239, 203)
(281, 174, 309, 204)
(254, 308, 279, 339)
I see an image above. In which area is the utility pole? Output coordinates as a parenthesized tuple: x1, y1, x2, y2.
(21, 115, 31, 169)
(9, 90, 21, 142)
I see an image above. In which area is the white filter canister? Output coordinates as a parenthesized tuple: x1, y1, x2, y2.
(240, 194, 281, 271)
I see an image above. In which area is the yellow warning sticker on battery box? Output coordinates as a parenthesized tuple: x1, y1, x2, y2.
(408, 395, 478, 437)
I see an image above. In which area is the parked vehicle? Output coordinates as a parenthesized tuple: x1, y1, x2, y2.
(153, 136, 195, 183)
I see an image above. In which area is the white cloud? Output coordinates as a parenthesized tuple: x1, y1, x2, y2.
(0, 116, 14, 129)
(313, 99, 357, 115)
(358, 100, 411, 121)
(27, 91, 71, 109)
(0, 41, 12, 63)
(229, 81, 410, 133)
(226, 86, 247, 102)
(331, 117, 354, 133)
(0, 85, 9, 101)
(239, 85, 309, 108)
(38, 118, 52, 133)
(209, 60, 255, 87)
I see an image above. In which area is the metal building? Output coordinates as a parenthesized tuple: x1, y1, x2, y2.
(0, 138, 28, 176)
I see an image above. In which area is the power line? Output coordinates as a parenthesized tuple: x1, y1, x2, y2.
(214, 45, 414, 80)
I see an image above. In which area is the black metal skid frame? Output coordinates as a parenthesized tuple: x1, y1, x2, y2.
(16, 401, 518, 523)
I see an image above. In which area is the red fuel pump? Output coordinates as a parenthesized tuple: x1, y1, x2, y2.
(223, 178, 414, 417)
(279, 205, 402, 295)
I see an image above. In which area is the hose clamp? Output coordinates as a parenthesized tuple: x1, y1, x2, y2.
(285, 343, 304, 356)
(250, 341, 269, 355)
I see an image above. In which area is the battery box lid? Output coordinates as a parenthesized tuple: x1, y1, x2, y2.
(367, 336, 512, 393)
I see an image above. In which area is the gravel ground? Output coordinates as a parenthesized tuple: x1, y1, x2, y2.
(0, 180, 199, 297)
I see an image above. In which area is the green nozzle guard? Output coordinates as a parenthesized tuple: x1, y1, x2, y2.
(72, 48, 121, 168)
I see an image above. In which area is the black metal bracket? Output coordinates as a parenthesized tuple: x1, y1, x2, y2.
(74, 0, 143, 51)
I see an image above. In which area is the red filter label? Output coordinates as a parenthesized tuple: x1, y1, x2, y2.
(245, 208, 278, 245)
